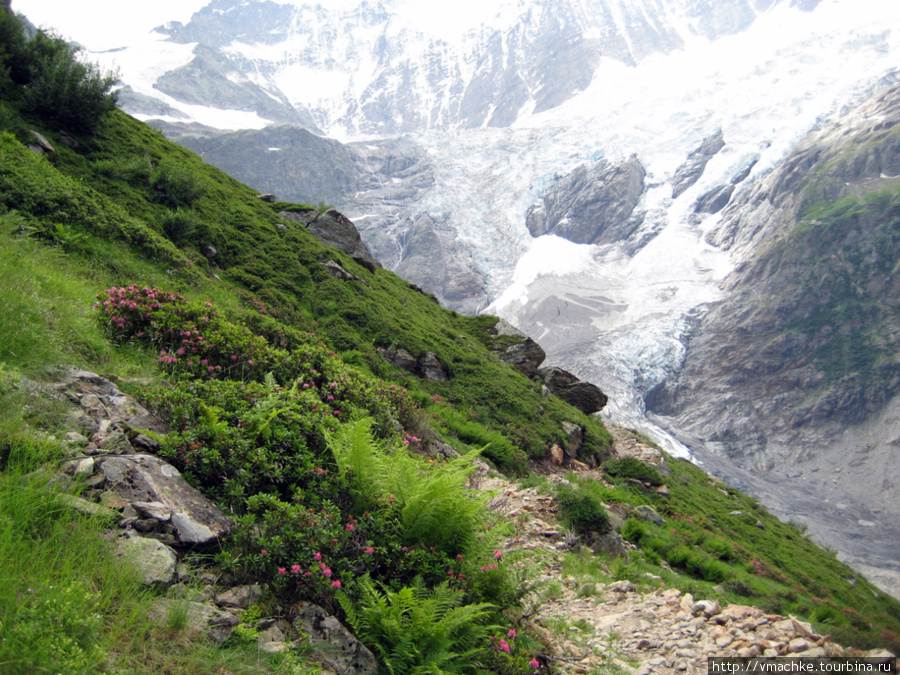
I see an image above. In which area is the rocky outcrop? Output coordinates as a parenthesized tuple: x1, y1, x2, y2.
(672, 130, 725, 198)
(280, 208, 380, 273)
(378, 348, 448, 381)
(526, 158, 646, 245)
(539, 366, 608, 414)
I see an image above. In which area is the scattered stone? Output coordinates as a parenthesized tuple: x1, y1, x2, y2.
(216, 585, 263, 609)
(607, 580, 635, 594)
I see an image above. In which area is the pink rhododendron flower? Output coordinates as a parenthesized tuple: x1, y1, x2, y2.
(530, 659, 540, 669)
(277, 568, 286, 575)
(291, 564, 302, 574)
(331, 580, 341, 588)
(314, 552, 322, 561)
(364, 547, 374, 555)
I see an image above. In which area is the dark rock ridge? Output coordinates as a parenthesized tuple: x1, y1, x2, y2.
(526, 157, 646, 245)
(694, 184, 734, 214)
(671, 129, 725, 198)
(280, 208, 380, 273)
(647, 82, 900, 597)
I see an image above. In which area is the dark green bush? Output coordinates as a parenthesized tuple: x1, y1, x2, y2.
(555, 484, 609, 536)
(150, 157, 206, 208)
(604, 456, 664, 486)
(161, 208, 198, 243)
(18, 29, 118, 133)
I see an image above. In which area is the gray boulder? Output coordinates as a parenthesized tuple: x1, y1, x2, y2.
(118, 536, 178, 585)
(500, 338, 546, 378)
(538, 366, 608, 414)
(294, 602, 379, 675)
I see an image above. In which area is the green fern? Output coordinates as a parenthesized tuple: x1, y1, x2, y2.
(337, 575, 497, 675)
(326, 419, 490, 554)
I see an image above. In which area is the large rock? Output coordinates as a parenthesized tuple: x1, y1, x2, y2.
(98, 454, 231, 546)
(526, 157, 646, 245)
(280, 208, 380, 273)
(294, 602, 379, 675)
(538, 366, 608, 414)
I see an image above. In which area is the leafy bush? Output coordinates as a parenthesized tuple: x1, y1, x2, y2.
(604, 456, 664, 486)
(150, 157, 206, 208)
(554, 484, 609, 536)
(13, 26, 118, 133)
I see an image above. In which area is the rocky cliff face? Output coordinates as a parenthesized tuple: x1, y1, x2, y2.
(646, 82, 900, 596)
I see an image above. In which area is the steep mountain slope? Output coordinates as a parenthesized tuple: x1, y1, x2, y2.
(39, 0, 900, 594)
(3, 9, 900, 662)
(646, 82, 900, 597)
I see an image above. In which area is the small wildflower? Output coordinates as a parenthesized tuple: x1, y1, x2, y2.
(499, 639, 510, 654)
(260, 549, 268, 556)
(493, 549, 502, 560)
(323, 568, 333, 578)
(507, 629, 517, 638)
(346, 523, 355, 532)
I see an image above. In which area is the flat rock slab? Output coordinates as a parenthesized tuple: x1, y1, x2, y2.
(98, 454, 231, 546)
(118, 536, 177, 585)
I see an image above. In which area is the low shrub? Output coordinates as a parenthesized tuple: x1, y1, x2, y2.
(555, 484, 609, 536)
(604, 456, 664, 486)
(150, 157, 206, 208)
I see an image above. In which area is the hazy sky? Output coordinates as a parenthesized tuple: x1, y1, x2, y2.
(13, 0, 210, 50)
(13, 0, 514, 51)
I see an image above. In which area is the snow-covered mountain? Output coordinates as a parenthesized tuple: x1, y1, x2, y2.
(68, 0, 900, 594)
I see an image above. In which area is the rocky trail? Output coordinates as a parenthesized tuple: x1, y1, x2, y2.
(23, 367, 894, 674)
